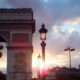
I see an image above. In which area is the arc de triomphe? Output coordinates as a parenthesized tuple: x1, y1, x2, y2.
(0, 8, 35, 80)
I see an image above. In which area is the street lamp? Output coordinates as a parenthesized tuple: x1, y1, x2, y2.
(37, 54, 41, 80)
(39, 23, 48, 80)
(64, 47, 75, 70)
(39, 23, 48, 62)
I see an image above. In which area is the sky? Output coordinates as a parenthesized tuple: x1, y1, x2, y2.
(0, 0, 80, 77)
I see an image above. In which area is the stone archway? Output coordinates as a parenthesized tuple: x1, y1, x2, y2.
(0, 8, 35, 80)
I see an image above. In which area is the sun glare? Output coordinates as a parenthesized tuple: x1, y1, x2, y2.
(32, 54, 44, 69)
(32, 58, 37, 68)
(32, 53, 53, 69)
(32, 52, 67, 70)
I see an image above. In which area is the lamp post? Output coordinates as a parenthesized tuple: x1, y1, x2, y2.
(37, 54, 41, 80)
(39, 23, 48, 80)
(64, 47, 75, 70)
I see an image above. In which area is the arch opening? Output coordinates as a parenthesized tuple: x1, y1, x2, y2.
(0, 36, 7, 75)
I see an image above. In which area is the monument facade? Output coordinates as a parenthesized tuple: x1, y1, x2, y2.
(0, 8, 35, 80)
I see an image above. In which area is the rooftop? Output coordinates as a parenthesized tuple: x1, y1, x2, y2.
(0, 8, 33, 13)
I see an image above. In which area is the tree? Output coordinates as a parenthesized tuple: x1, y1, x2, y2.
(0, 52, 2, 58)
(31, 78, 37, 80)
(0, 71, 6, 80)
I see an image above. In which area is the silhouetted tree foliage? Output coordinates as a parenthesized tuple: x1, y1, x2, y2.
(31, 78, 37, 80)
(0, 71, 6, 80)
(0, 52, 2, 57)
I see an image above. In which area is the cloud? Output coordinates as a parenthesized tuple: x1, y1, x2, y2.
(0, 0, 12, 8)
(47, 18, 80, 55)
(0, 0, 80, 25)
(67, 31, 80, 50)
(0, 0, 80, 70)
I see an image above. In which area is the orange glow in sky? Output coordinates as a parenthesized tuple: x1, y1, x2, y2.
(32, 51, 69, 71)
(32, 52, 59, 69)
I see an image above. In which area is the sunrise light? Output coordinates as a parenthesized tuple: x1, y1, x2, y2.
(32, 52, 55, 69)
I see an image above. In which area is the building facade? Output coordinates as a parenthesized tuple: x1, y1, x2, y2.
(0, 8, 35, 80)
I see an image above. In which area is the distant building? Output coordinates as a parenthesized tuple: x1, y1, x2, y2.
(45, 68, 57, 80)
(45, 67, 80, 80)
